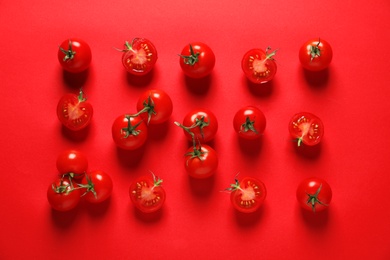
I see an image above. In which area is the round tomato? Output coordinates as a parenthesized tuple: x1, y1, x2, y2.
(299, 38, 333, 71)
(57, 89, 93, 131)
(297, 177, 332, 212)
(47, 177, 81, 211)
(119, 38, 157, 75)
(242, 47, 277, 84)
(80, 170, 113, 204)
(289, 112, 324, 146)
(179, 42, 215, 78)
(227, 177, 267, 213)
(58, 38, 92, 73)
(129, 173, 166, 213)
(135, 89, 173, 125)
(184, 144, 218, 179)
(56, 149, 88, 179)
(112, 114, 148, 150)
(233, 106, 266, 139)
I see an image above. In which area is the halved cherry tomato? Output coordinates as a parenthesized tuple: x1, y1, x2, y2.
(233, 106, 266, 139)
(289, 112, 324, 146)
(80, 170, 113, 204)
(296, 177, 332, 212)
(56, 149, 88, 179)
(184, 144, 218, 179)
(242, 47, 277, 84)
(179, 42, 215, 78)
(135, 89, 173, 125)
(58, 38, 92, 73)
(47, 177, 81, 211)
(112, 114, 148, 150)
(299, 38, 333, 71)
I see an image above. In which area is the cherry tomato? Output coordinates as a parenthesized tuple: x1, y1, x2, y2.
(80, 170, 113, 204)
(299, 38, 333, 71)
(135, 89, 173, 125)
(289, 112, 324, 146)
(119, 38, 157, 75)
(226, 176, 267, 213)
(58, 38, 92, 73)
(179, 42, 215, 78)
(129, 173, 166, 213)
(112, 114, 148, 150)
(47, 177, 81, 211)
(57, 89, 93, 131)
(297, 177, 332, 212)
(56, 149, 88, 179)
(184, 144, 218, 179)
(242, 47, 277, 84)
(233, 106, 266, 139)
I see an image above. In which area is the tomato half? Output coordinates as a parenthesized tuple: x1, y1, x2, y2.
(179, 42, 215, 78)
(296, 177, 332, 212)
(120, 38, 157, 75)
(112, 114, 148, 150)
(289, 112, 324, 146)
(242, 47, 277, 84)
(57, 89, 93, 131)
(56, 149, 88, 179)
(80, 170, 113, 204)
(299, 38, 333, 71)
(58, 38, 92, 73)
(47, 177, 81, 211)
(135, 89, 173, 125)
(233, 106, 266, 139)
(184, 144, 218, 179)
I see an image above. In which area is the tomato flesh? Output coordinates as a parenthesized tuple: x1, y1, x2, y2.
(242, 48, 277, 84)
(122, 38, 157, 75)
(289, 112, 324, 146)
(129, 177, 165, 213)
(230, 177, 266, 213)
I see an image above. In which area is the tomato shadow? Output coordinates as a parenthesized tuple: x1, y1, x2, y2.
(291, 141, 322, 160)
(84, 197, 112, 219)
(299, 206, 330, 229)
(302, 68, 329, 88)
(132, 205, 164, 223)
(126, 69, 155, 87)
(245, 77, 274, 97)
(62, 69, 90, 89)
(60, 124, 91, 142)
(234, 203, 266, 228)
(188, 174, 215, 198)
(184, 74, 212, 96)
(147, 120, 171, 141)
(50, 206, 79, 229)
(115, 145, 146, 169)
(237, 135, 264, 157)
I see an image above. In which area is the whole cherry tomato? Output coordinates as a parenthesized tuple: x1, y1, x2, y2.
(80, 170, 113, 204)
(289, 112, 324, 146)
(179, 42, 215, 78)
(135, 89, 173, 125)
(242, 47, 278, 84)
(296, 177, 332, 212)
(47, 177, 81, 211)
(233, 106, 266, 139)
(57, 89, 93, 131)
(58, 38, 92, 73)
(112, 114, 148, 150)
(299, 38, 333, 71)
(56, 149, 88, 179)
(184, 144, 218, 179)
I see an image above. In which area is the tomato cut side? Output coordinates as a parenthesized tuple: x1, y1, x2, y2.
(229, 177, 266, 213)
(121, 38, 158, 75)
(289, 112, 324, 146)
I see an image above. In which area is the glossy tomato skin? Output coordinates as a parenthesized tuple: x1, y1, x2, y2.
(184, 144, 218, 179)
(56, 149, 88, 179)
(233, 106, 266, 139)
(58, 38, 92, 73)
(242, 48, 277, 84)
(230, 177, 267, 213)
(47, 177, 81, 212)
(179, 42, 215, 78)
(136, 89, 173, 125)
(289, 112, 324, 146)
(182, 109, 218, 143)
(299, 38, 333, 71)
(81, 170, 113, 203)
(121, 38, 157, 75)
(129, 175, 166, 213)
(112, 115, 148, 150)
(296, 177, 332, 212)
(57, 91, 93, 131)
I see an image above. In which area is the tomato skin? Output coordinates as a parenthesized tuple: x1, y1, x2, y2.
(299, 38, 333, 71)
(233, 106, 266, 139)
(136, 89, 173, 125)
(58, 38, 92, 73)
(184, 144, 218, 179)
(57, 91, 93, 131)
(47, 177, 81, 212)
(296, 177, 332, 212)
(81, 170, 113, 204)
(242, 48, 277, 84)
(230, 177, 267, 214)
(121, 38, 157, 75)
(181, 109, 218, 143)
(179, 42, 215, 78)
(56, 149, 88, 179)
(112, 115, 148, 150)
(288, 112, 324, 146)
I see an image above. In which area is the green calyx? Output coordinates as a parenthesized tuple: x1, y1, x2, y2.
(59, 39, 76, 62)
(179, 44, 200, 66)
(174, 115, 209, 147)
(240, 116, 259, 134)
(306, 183, 328, 212)
(121, 115, 144, 138)
(309, 39, 322, 61)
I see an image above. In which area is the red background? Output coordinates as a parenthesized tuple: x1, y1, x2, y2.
(1, 0, 390, 259)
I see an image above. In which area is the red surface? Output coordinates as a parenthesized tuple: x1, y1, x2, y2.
(1, 0, 390, 259)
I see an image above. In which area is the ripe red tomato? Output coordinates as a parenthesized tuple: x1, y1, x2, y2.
(47, 177, 81, 211)
(296, 177, 332, 212)
(57, 89, 93, 131)
(299, 38, 333, 71)
(129, 173, 166, 213)
(179, 42, 215, 78)
(289, 112, 324, 146)
(58, 38, 92, 73)
(56, 149, 88, 179)
(80, 170, 113, 204)
(233, 106, 266, 139)
(227, 176, 267, 213)
(242, 47, 277, 84)
(112, 114, 148, 150)
(119, 38, 157, 75)
(135, 89, 173, 125)
(184, 144, 218, 179)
